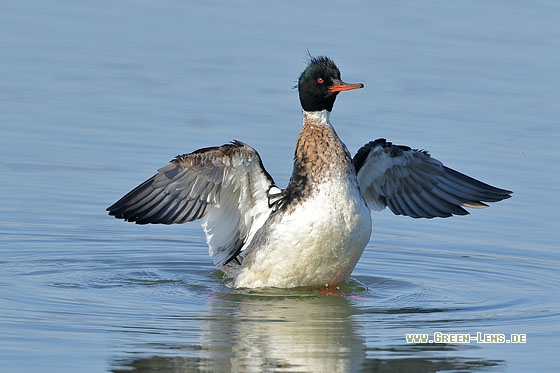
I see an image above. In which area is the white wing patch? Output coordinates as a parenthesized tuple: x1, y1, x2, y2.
(200, 150, 274, 265)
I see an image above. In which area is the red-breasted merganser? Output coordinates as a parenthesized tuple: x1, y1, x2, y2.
(107, 56, 512, 289)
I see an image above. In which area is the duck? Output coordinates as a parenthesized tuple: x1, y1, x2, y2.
(107, 55, 512, 289)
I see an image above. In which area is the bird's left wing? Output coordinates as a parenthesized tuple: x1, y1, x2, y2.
(107, 140, 276, 265)
(353, 139, 512, 218)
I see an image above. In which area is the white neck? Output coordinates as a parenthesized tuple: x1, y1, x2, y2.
(302, 110, 331, 126)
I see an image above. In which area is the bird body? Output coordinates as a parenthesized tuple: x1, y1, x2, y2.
(231, 110, 372, 288)
(107, 56, 512, 289)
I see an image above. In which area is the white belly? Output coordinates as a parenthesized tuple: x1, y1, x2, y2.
(234, 180, 372, 288)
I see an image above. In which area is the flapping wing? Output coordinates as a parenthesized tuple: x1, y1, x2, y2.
(107, 140, 276, 265)
(353, 138, 512, 218)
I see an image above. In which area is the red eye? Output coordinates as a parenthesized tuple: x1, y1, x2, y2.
(317, 77, 324, 84)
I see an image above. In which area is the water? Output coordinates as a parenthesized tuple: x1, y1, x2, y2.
(1, 1, 559, 372)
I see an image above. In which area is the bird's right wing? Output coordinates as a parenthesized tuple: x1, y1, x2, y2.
(107, 140, 277, 265)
